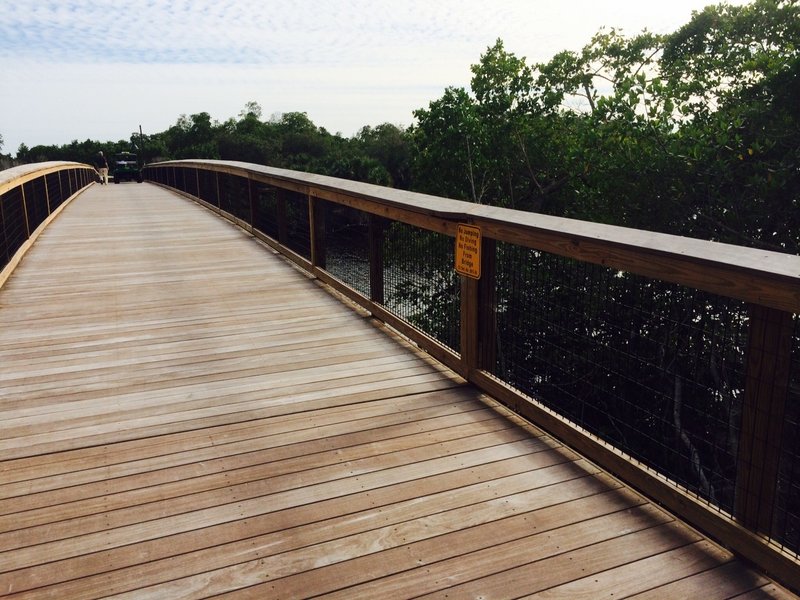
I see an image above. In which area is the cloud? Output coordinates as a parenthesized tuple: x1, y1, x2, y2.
(0, 0, 753, 154)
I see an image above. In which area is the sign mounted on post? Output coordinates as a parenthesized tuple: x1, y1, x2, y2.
(455, 224, 482, 279)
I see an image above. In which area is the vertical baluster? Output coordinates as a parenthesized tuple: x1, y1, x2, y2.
(735, 304, 793, 535)
(478, 237, 497, 373)
(308, 195, 326, 269)
(247, 178, 256, 228)
(369, 214, 386, 305)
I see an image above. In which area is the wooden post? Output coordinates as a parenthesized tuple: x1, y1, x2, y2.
(214, 172, 221, 209)
(248, 178, 256, 227)
(57, 171, 64, 206)
(369, 214, 386, 305)
(460, 274, 479, 378)
(308, 195, 326, 269)
(734, 304, 794, 534)
(478, 237, 497, 372)
(20, 182, 30, 239)
(44, 173, 52, 215)
(459, 229, 495, 379)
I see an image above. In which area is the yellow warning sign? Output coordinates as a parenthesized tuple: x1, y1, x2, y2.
(455, 224, 481, 279)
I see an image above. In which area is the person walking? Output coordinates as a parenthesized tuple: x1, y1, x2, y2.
(95, 151, 109, 185)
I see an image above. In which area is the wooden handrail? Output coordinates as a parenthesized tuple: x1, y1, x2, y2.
(0, 161, 93, 196)
(158, 159, 800, 314)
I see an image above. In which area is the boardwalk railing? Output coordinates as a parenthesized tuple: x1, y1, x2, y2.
(56, 158, 796, 590)
(0, 161, 96, 282)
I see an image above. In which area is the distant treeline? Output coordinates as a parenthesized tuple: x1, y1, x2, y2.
(4, 0, 798, 253)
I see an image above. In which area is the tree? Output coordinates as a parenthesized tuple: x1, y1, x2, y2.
(239, 101, 263, 120)
(412, 86, 489, 202)
(356, 123, 412, 188)
(163, 112, 220, 159)
(659, 0, 800, 251)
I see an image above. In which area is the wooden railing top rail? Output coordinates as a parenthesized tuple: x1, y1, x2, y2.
(0, 161, 92, 196)
(157, 159, 800, 313)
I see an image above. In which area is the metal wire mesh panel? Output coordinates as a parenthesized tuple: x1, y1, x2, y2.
(775, 318, 800, 556)
(174, 167, 187, 193)
(283, 191, 311, 260)
(23, 179, 48, 233)
(492, 242, 748, 511)
(63, 171, 75, 196)
(322, 200, 370, 297)
(148, 167, 163, 185)
(197, 169, 218, 206)
(0, 192, 7, 267)
(218, 173, 250, 223)
(46, 173, 63, 210)
(184, 168, 199, 198)
(252, 184, 279, 240)
(1, 187, 27, 263)
(383, 222, 460, 352)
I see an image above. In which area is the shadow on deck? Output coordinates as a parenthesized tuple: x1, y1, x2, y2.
(0, 183, 793, 598)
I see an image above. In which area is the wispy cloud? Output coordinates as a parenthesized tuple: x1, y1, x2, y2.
(1, 0, 506, 66)
(0, 0, 752, 154)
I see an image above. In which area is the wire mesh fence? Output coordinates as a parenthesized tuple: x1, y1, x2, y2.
(184, 167, 199, 199)
(283, 190, 311, 260)
(45, 173, 63, 211)
(321, 200, 370, 297)
(197, 169, 218, 207)
(218, 173, 250, 222)
(773, 317, 800, 556)
(23, 178, 49, 233)
(490, 242, 749, 513)
(0, 189, 9, 265)
(252, 184, 280, 241)
(1, 186, 27, 264)
(383, 222, 460, 352)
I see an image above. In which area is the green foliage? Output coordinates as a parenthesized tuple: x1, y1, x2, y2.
(411, 0, 800, 251)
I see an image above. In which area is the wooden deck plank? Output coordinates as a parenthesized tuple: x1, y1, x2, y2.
(0, 399, 500, 503)
(626, 561, 770, 599)
(0, 421, 532, 534)
(0, 183, 793, 599)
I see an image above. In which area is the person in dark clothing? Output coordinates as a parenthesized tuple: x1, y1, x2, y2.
(94, 151, 108, 185)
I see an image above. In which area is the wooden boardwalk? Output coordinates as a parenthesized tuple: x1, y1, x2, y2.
(0, 182, 794, 599)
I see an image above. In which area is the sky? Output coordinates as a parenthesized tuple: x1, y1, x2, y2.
(0, 0, 752, 155)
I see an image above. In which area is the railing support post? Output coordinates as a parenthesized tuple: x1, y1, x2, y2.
(247, 178, 256, 228)
(369, 214, 386, 305)
(735, 304, 793, 534)
(20, 183, 30, 239)
(309, 195, 326, 269)
(460, 275, 478, 377)
(460, 235, 496, 378)
(478, 238, 497, 372)
(57, 171, 64, 206)
(44, 173, 52, 215)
